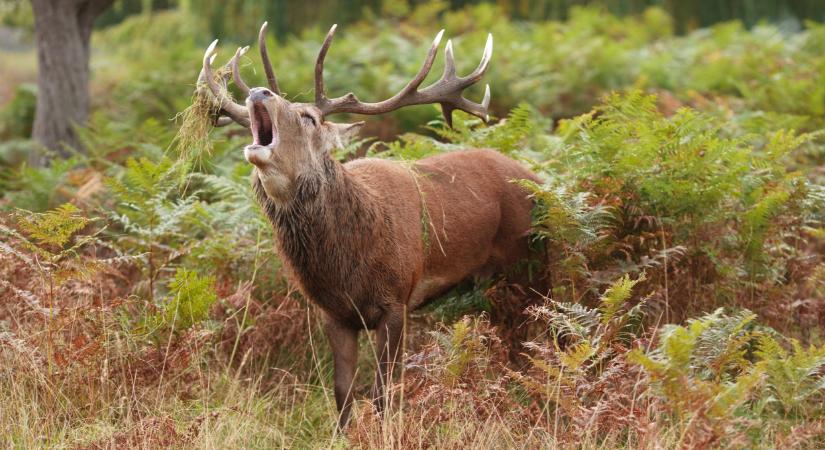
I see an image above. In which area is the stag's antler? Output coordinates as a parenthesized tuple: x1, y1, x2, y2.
(314, 25, 492, 126)
(199, 39, 250, 127)
(196, 25, 492, 128)
(258, 22, 281, 95)
(198, 22, 284, 127)
(228, 45, 251, 96)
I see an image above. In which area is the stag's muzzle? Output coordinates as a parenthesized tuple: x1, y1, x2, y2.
(247, 87, 275, 103)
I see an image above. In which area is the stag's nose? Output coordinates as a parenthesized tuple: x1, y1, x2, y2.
(248, 87, 275, 103)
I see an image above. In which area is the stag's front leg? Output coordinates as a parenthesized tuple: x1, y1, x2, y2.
(323, 316, 359, 430)
(371, 306, 405, 415)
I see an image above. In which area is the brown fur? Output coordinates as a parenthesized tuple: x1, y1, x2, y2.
(255, 149, 539, 326)
(243, 88, 539, 428)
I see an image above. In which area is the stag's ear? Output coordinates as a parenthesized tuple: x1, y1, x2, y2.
(331, 121, 364, 143)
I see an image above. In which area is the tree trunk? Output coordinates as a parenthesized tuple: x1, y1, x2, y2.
(30, 0, 113, 163)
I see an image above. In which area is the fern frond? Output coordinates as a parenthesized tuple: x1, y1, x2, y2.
(162, 268, 218, 331)
(598, 272, 646, 323)
(15, 203, 89, 248)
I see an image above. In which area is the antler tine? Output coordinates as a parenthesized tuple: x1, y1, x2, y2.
(199, 39, 250, 127)
(401, 29, 445, 94)
(258, 22, 281, 95)
(316, 29, 493, 127)
(443, 39, 456, 79)
(315, 24, 338, 105)
(229, 46, 251, 96)
(464, 33, 493, 83)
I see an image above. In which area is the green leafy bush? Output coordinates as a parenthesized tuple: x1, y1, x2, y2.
(0, 83, 36, 140)
(631, 308, 825, 446)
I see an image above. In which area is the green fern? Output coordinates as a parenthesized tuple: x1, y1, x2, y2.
(5, 157, 81, 211)
(599, 272, 646, 324)
(742, 186, 791, 271)
(1, 203, 107, 285)
(162, 268, 218, 332)
(756, 337, 825, 418)
(15, 203, 89, 249)
(629, 308, 762, 427)
(515, 179, 609, 250)
(108, 156, 178, 206)
(107, 156, 201, 302)
(430, 315, 497, 386)
(529, 272, 647, 364)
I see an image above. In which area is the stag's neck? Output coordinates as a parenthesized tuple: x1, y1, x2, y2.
(253, 156, 384, 303)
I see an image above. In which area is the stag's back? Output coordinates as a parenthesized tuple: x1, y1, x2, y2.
(345, 149, 539, 309)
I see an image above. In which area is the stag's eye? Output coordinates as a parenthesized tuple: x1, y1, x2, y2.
(300, 113, 317, 127)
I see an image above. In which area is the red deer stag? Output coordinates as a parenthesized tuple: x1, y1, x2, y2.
(194, 23, 540, 429)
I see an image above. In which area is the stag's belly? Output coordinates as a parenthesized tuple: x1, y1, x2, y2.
(410, 150, 538, 308)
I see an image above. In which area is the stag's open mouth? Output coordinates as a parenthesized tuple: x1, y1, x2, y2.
(250, 102, 277, 147)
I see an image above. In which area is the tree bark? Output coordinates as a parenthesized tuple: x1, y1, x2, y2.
(30, 0, 113, 163)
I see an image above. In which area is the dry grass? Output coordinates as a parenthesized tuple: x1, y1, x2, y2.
(2, 208, 824, 449)
(170, 86, 222, 169)
(0, 225, 650, 449)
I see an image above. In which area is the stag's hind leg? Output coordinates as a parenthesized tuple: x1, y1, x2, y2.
(371, 305, 405, 415)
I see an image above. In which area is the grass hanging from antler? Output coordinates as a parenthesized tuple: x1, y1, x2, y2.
(170, 66, 234, 168)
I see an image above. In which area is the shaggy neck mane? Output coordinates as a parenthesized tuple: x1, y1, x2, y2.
(252, 156, 387, 315)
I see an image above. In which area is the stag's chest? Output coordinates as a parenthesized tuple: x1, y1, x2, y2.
(262, 174, 398, 328)
(274, 224, 388, 329)
(284, 256, 386, 329)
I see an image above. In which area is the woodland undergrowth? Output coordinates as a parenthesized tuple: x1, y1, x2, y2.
(1, 3, 824, 449)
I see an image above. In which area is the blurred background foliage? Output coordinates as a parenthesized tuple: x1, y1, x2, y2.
(4, 0, 825, 139)
(4, 0, 823, 38)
